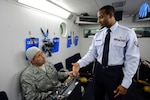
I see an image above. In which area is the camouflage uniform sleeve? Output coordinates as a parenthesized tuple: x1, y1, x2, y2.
(47, 60, 69, 80)
(57, 71, 68, 80)
(21, 74, 54, 100)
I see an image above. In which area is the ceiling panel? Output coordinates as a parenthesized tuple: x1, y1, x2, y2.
(50, 0, 150, 18)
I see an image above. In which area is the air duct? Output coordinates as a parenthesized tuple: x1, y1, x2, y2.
(75, 16, 98, 25)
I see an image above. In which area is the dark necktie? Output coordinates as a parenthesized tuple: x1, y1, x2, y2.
(102, 29, 111, 66)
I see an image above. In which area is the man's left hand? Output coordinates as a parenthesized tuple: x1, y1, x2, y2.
(114, 85, 127, 98)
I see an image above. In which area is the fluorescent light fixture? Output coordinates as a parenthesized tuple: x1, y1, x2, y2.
(18, 0, 71, 19)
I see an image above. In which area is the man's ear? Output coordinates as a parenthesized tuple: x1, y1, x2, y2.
(109, 12, 113, 18)
(30, 59, 34, 64)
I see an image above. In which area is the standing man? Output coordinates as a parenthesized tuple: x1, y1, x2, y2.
(72, 5, 140, 100)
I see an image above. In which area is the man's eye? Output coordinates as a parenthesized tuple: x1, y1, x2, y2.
(99, 16, 103, 19)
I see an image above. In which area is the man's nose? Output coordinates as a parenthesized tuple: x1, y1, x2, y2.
(98, 19, 101, 23)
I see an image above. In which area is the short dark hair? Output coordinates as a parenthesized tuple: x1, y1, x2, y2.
(100, 5, 115, 15)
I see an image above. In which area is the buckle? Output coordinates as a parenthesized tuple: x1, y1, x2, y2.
(102, 66, 108, 69)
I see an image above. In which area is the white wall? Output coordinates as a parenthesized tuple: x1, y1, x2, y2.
(0, 0, 80, 100)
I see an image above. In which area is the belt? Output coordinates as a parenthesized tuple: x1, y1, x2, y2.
(96, 62, 123, 69)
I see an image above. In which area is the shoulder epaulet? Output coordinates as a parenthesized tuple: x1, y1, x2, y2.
(118, 24, 131, 31)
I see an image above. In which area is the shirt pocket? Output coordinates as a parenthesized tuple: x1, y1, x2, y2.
(112, 40, 126, 48)
(36, 75, 53, 91)
(95, 39, 103, 46)
(95, 39, 103, 55)
(111, 41, 126, 57)
(36, 76, 46, 89)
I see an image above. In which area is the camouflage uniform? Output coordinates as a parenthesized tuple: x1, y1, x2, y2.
(21, 60, 68, 100)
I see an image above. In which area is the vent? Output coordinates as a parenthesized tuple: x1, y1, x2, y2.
(75, 16, 98, 25)
(112, 1, 126, 8)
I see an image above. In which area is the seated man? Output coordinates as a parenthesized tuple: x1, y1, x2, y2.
(21, 46, 72, 100)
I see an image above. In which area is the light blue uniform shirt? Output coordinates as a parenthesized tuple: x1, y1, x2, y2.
(78, 22, 140, 89)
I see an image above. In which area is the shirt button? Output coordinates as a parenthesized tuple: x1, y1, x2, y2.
(102, 66, 105, 69)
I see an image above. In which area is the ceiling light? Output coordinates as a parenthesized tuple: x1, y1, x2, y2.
(18, 0, 71, 19)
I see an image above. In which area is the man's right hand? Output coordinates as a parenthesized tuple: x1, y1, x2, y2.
(71, 63, 80, 76)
